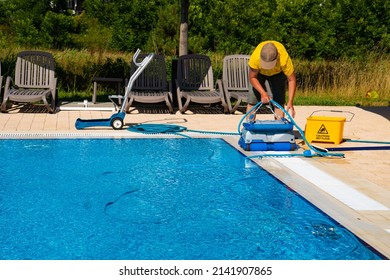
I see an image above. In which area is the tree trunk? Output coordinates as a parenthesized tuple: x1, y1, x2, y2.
(179, 0, 189, 56)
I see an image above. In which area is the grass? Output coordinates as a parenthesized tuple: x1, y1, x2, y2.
(1, 47, 389, 106)
(294, 93, 389, 107)
(294, 55, 390, 106)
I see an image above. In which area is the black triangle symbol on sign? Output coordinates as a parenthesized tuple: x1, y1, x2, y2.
(317, 124, 328, 134)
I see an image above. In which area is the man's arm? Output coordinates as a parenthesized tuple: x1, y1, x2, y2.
(249, 67, 270, 104)
(286, 72, 297, 117)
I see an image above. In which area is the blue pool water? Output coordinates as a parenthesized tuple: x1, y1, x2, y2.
(0, 138, 383, 260)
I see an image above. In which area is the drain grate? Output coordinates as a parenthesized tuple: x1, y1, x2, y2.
(0, 132, 127, 139)
(0, 132, 186, 139)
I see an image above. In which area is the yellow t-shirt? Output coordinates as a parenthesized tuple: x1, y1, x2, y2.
(248, 40, 294, 76)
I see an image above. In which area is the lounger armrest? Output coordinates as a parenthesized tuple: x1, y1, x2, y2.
(51, 77, 57, 95)
(5, 76, 13, 88)
(1, 77, 14, 111)
(216, 79, 229, 113)
(50, 77, 57, 104)
(167, 80, 172, 100)
(3, 76, 14, 97)
(175, 79, 180, 92)
(215, 79, 224, 95)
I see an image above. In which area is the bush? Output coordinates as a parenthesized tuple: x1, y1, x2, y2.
(41, 11, 76, 49)
(1, 47, 389, 106)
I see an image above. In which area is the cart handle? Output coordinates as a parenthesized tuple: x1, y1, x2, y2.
(132, 49, 143, 67)
(120, 49, 154, 113)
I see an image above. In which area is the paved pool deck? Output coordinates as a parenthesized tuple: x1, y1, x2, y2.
(0, 103, 389, 259)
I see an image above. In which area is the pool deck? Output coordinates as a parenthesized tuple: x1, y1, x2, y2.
(1, 103, 389, 259)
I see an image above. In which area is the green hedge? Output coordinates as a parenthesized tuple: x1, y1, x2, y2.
(1, 48, 389, 106)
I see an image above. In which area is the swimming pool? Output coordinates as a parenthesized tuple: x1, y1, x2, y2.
(0, 138, 383, 260)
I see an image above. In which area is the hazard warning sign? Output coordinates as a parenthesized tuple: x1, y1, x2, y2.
(317, 124, 328, 134)
(315, 124, 330, 140)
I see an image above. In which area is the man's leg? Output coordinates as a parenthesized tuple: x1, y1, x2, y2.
(268, 72, 287, 119)
(246, 83, 262, 120)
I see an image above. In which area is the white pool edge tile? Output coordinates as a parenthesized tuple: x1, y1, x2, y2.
(274, 157, 389, 211)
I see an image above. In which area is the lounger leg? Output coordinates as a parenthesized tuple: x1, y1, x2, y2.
(1, 78, 11, 112)
(221, 99, 229, 114)
(50, 97, 56, 113)
(1, 99, 8, 112)
(181, 98, 191, 113)
(176, 91, 184, 112)
(165, 97, 174, 113)
(1, 93, 8, 112)
(42, 96, 54, 113)
(227, 98, 233, 113)
(231, 98, 242, 113)
(125, 95, 135, 113)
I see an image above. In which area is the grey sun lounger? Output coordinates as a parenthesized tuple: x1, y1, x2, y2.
(1, 51, 57, 113)
(220, 54, 251, 113)
(125, 54, 173, 113)
(176, 54, 228, 113)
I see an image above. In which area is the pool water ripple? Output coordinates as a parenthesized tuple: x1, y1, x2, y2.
(0, 138, 383, 260)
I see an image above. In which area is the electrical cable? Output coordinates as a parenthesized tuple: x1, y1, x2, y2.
(345, 139, 390, 145)
(327, 146, 390, 151)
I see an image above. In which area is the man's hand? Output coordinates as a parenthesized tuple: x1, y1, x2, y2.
(285, 104, 296, 118)
(261, 93, 270, 104)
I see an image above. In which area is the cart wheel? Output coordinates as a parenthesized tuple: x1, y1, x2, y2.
(111, 117, 124, 130)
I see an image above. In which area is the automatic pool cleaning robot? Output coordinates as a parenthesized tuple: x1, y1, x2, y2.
(239, 119, 296, 151)
(238, 102, 297, 151)
(75, 49, 154, 130)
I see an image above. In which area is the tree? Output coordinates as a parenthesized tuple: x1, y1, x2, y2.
(179, 0, 189, 55)
(0, 0, 389, 59)
(145, 4, 180, 55)
(41, 11, 76, 49)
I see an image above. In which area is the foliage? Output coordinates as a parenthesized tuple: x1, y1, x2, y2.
(0, 0, 389, 106)
(0, 0, 389, 59)
(52, 49, 132, 93)
(145, 3, 180, 56)
(41, 11, 76, 49)
(71, 14, 112, 52)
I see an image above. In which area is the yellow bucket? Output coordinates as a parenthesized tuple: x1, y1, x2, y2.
(304, 111, 354, 145)
(305, 116, 345, 144)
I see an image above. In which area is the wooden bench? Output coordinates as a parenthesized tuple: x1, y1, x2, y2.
(92, 77, 124, 103)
